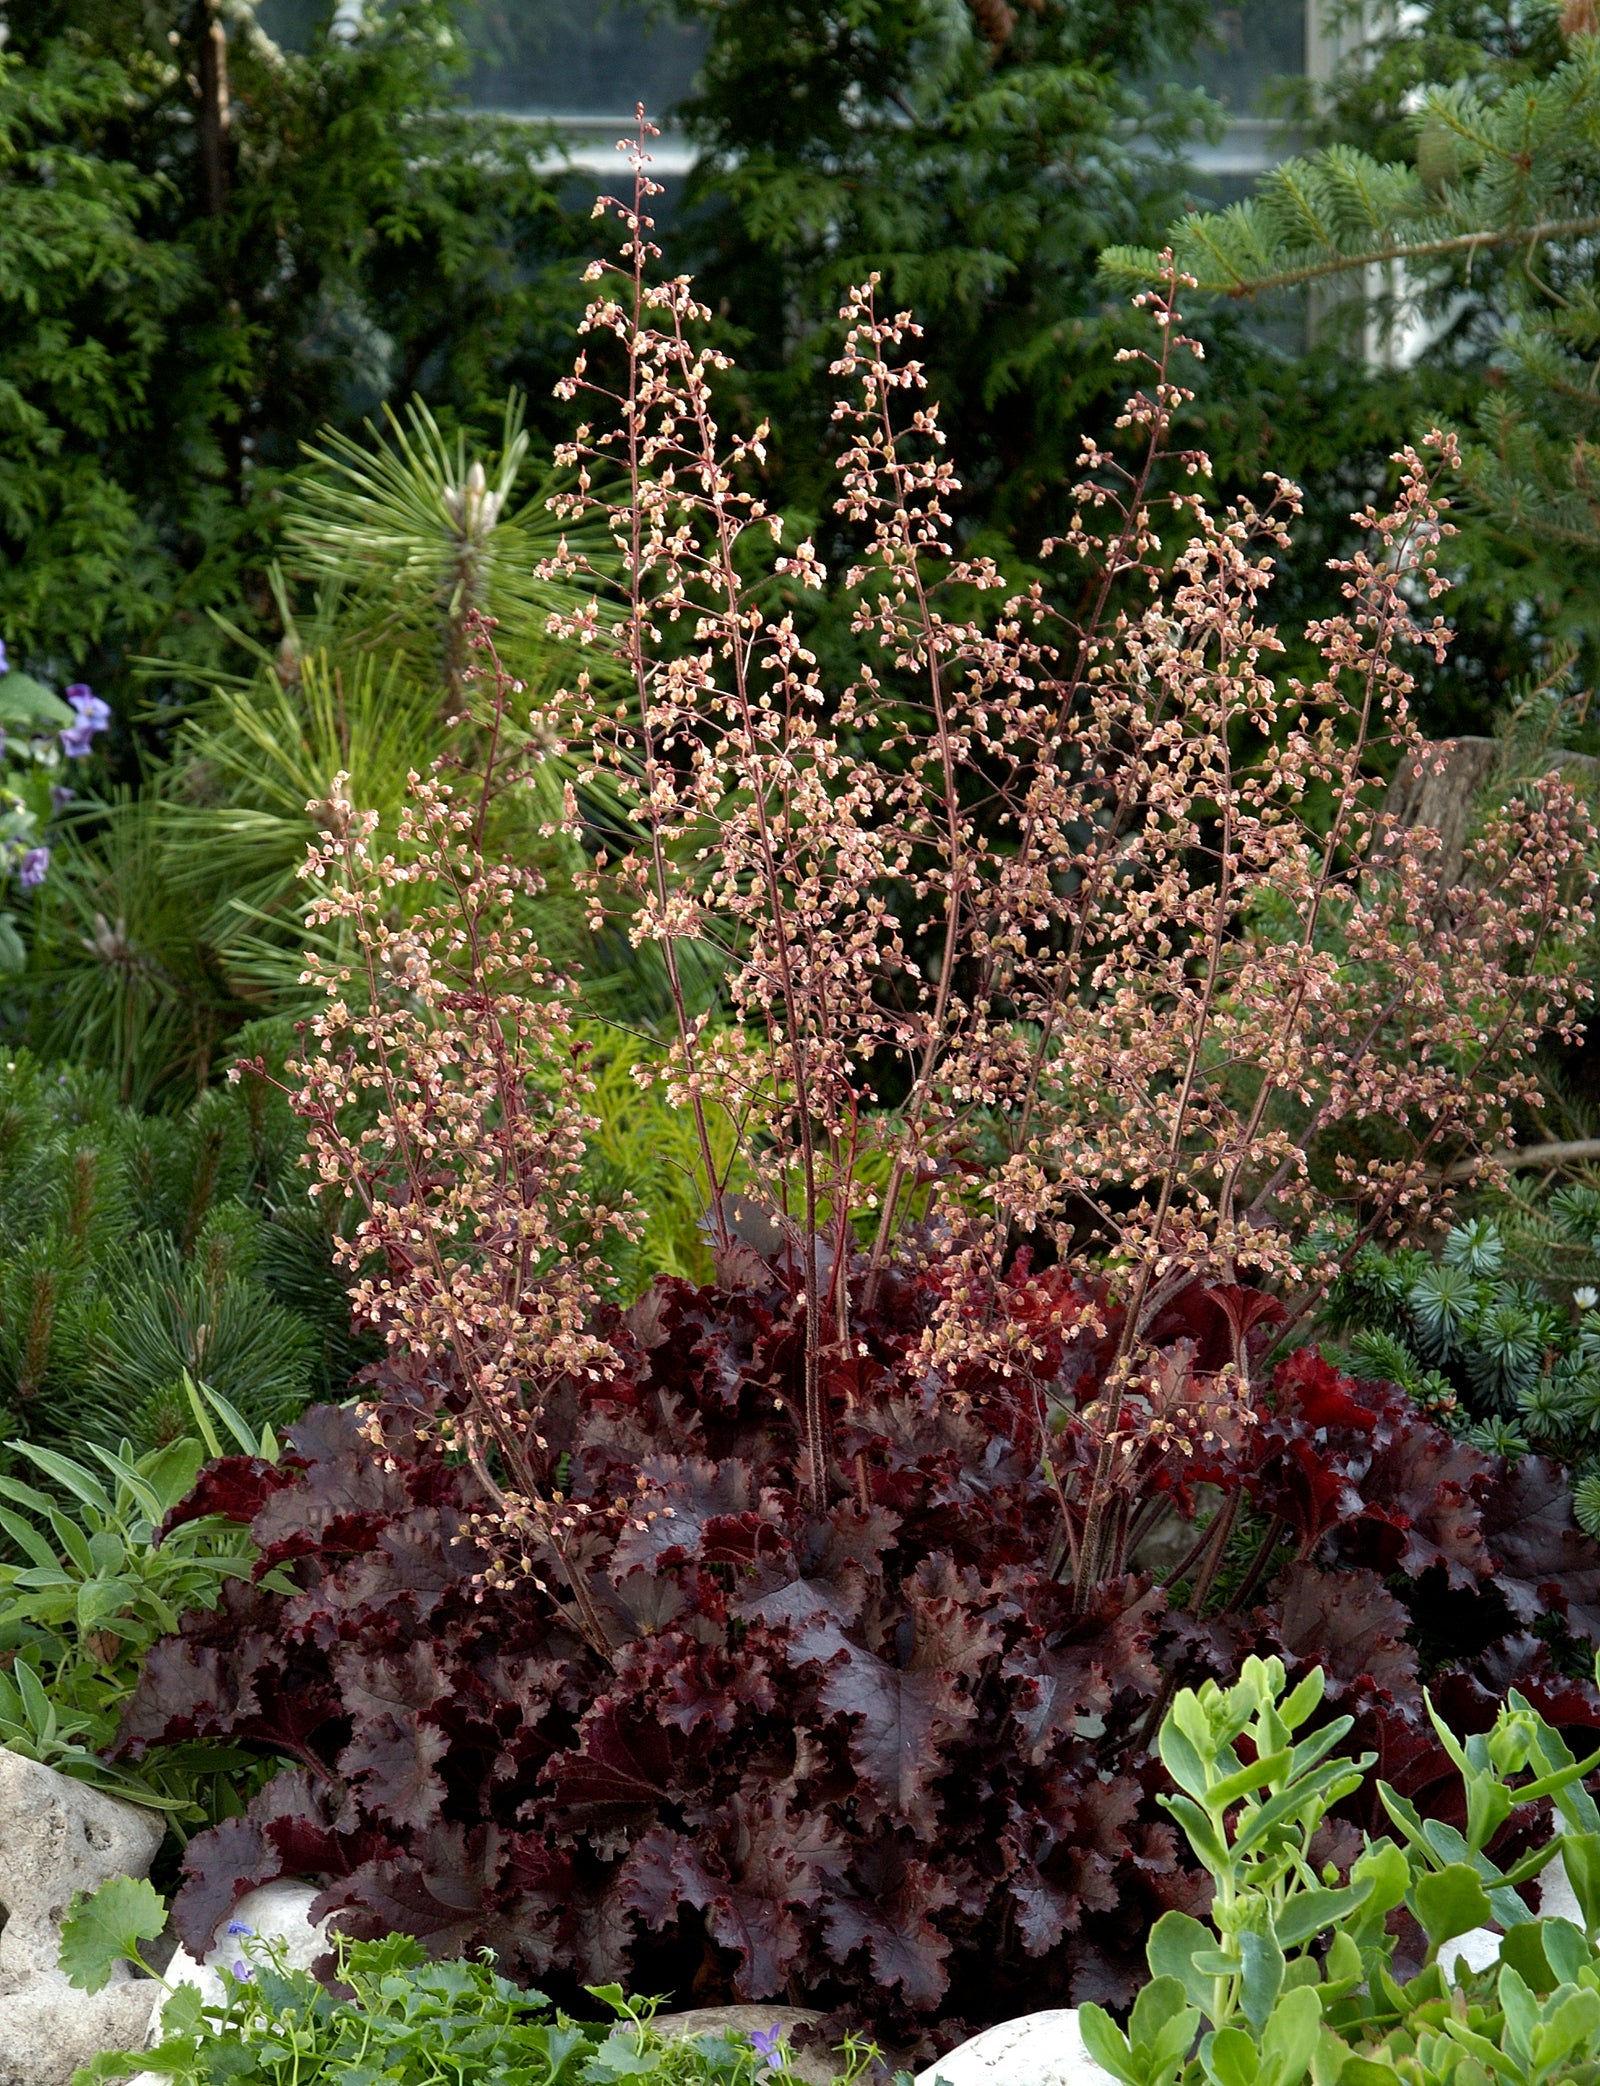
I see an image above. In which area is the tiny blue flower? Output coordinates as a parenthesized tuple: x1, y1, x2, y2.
(17, 846, 49, 890)
(232, 1959, 253, 1982)
(66, 686, 110, 728)
(225, 1921, 254, 1937)
(748, 2027, 786, 2065)
(0, 638, 9, 673)
(60, 686, 110, 759)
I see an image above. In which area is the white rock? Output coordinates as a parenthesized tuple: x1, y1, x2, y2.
(1538, 1850, 1584, 1928)
(916, 2009, 1113, 2086)
(0, 1750, 167, 2086)
(146, 1880, 333, 2039)
(1437, 1924, 1504, 1981)
(653, 2006, 836, 2085)
(1435, 1848, 1591, 1985)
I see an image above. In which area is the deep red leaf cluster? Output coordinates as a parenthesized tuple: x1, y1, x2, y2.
(124, 1262, 1600, 2038)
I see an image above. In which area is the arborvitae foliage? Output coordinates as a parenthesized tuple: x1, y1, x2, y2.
(1102, 4, 1600, 681)
(0, 1036, 369, 1454)
(0, 0, 589, 709)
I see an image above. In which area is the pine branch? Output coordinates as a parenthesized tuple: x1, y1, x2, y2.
(1103, 193, 1600, 297)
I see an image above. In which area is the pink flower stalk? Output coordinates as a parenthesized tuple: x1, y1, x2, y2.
(267, 112, 1595, 1620)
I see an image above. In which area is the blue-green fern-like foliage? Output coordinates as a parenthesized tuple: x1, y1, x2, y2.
(1327, 1191, 1600, 1532)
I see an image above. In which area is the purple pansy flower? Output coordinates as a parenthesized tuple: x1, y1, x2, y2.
(748, 2028, 786, 2067)
(60, 685, 111, 759)
(232, 1960, 254, 1982)
(17, 847, 49, 889)
(51, 785, 75, 811)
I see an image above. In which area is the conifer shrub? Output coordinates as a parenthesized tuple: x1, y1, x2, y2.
(0, 1041, 367, 1455)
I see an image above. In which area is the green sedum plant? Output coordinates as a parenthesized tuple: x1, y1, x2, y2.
(1079, 1656, 1600, 2086)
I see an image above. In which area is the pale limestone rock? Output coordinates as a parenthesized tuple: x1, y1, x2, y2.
(916, 2009, 1112, 2086)
(0, 1750, 166, 2086)
(1439, 1847, 1587, 1984)
(654, 2005, 836, 2084)
(144, 1880, 333, 2042)
(1437, 1924, 1504, 1981)
(1539, 1850, 1585, 1928)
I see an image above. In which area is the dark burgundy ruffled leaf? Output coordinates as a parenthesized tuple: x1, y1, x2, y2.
(620, 1793, 846, 1997)
(333, 1642, 451, 1830)
(132, 1268, 1582, 2038)
(174, 1813, 283, 1958)
(1259, 1563, 1419, 1712)
(1479, 1457, 1600, 1644)
(173, 1769, 386, 1957)
(1457, 1636, 1600, 1733)
(1337, 1428, 1489, 1589)
(822, 1840, 957, 2008)
(161, 1455, 303, 1538)
(609, 1458, 792, 1578)
(318, 1822, 567, 1972)
(117, 1580, 339, 1758)
(787, 1563, 999, 1834)
(538, 1701, 678, 1829)
(1005, 1577, 1164, 1765)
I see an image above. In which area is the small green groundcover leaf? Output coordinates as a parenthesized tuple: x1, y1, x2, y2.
(59, 1875, 166, 1993)
(1410, 1863, 1492, 1948)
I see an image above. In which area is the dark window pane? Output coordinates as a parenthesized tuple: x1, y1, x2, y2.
(256, 0, 330, 49)
(254, 0, 708, 122)
(463, 0, 707, 118)
(1173, 0, 1306, 113)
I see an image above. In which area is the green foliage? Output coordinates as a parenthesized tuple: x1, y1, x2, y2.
(1326, 1195, 1600, 1477)
(65, 1927, 859, 2086)
(0, 1043, 366, 1446)
(0, 0, 589, 705)
(0, 667, 83, 969)
(0, 1403, 286, 1821)
(666, 0, 1530, 738)
(14, 390, 620, 1102)
(1081, 1655, 1600, 2086)
(576, 1024, 743, 1292)
(59, 1875, 167, 1994)
(669, 0, 1214, 561)
(1101, 8, 1600, 670)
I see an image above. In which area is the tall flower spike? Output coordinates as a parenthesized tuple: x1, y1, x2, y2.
(543, 178, 1592, 1567)
(237, 620, 637, 1657)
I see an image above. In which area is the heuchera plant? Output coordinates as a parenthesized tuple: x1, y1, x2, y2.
(120, 126, 1600, 2036)
(122, 1291, 1600, 2035)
